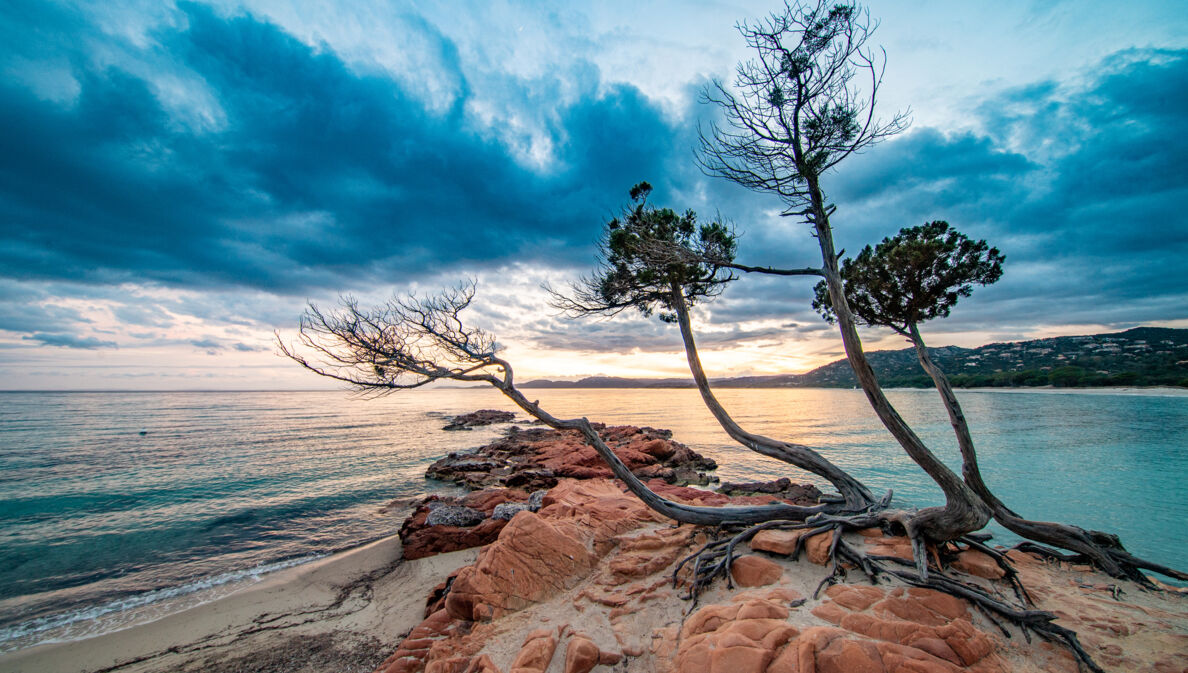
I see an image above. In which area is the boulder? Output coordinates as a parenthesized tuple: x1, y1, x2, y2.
(446, 511, 596, 621)
(442, 409, 516, 430)
(491, 502, 531, 520)
(510, 628, 557, 673)
(399, 489, 531, 560)
(564, 636, 601, 673)
(426, 506, 486, 527)
(750, 529, 805, 556)
(674, 598, 799, 673)
(730, 555, 784, 587)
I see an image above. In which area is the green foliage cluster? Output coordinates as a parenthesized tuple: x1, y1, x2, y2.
(813, 221, 1004, 334)
(595, 182, 737, 322)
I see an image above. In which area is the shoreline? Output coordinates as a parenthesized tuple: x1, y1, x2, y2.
(0, 535, 478, 673)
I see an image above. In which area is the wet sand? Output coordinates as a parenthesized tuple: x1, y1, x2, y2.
(0, 536, 477, 673)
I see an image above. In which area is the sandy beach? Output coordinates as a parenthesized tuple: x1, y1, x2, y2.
(0, 536, 477, 673)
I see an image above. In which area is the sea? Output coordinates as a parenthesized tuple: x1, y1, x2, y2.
(1, 387, 1186, 653)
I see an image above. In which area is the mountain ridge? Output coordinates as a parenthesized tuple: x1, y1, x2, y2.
(520, 326, 1188, 389)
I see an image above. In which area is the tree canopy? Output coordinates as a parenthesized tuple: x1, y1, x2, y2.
(551, 182, 737, 322)
(812, 221, 1005, 334)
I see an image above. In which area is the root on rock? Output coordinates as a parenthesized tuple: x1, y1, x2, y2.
(672, 512, 1106, 673)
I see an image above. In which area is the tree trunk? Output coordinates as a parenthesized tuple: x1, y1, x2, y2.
(907, 323, 1188, 583)
(806, 177, 990, 543)
(669, 283, 876, 511)
(486, 370, 833, 526)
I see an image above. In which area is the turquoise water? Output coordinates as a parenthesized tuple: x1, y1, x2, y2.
(0, 387, 1185, 652)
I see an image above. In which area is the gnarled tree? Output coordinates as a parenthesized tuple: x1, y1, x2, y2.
(282, 281, 1106, 671)
(280, 283, 825, 526)
(816, 221, 1188, 586)
(698, 0, 990, 551)
(552, 181, 877, 511)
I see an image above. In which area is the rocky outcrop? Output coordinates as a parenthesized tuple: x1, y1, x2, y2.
(426, 424, 718, 490)
(442, 409, 517, 431)
(399, 488, 542, 560)
(717, 477, 824, 505)
(377, 477, 1188, 673)
(802, 584, 1005, 672)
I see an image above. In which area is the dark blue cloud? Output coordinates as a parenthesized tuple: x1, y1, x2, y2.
(0, 1, 1184, 354)
(0, 2, 691, 292)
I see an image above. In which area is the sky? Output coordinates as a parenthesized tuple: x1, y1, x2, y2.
(1, 0, 1186, 390)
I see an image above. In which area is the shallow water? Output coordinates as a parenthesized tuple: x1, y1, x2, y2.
(0, 387, 1185, 651)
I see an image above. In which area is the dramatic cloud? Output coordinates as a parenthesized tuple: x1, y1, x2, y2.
(0, 1, 1185, 387)
(0, 2, 693, 292)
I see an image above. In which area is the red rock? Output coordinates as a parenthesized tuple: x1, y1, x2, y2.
(735, 598, 791, 621)
(950, 550, 1006, 579)
(510, 629, 558, 673)
(399, 488, 533, 560)
(811, 600, 848, 624)
(749, 528, 832, 564)
(606, 527, 690, 583)
(750, 529, 804, 555)
(902, 636, 962, 665)
(425, 658, 470, 673)
(1003, 549, 1043, 567)
(804, 530, 833, 565)
(646, 480, 732, 505)
(446, 511, 595, 621)
(709, 644, 772, 672)
(816, 637, 885, 673)
(872, 589, 965, 626)
(730, 555, 784, 587)
(863, 533, 915, 562)
(682, 604, 743, 639)
(598, 650, 622, 665)
(564, 636, 601, 673)
(933, 619, 993, 666)
(739, 587, 805, 605)
(426, 424, 715, 491)
(673, 595, 801, 673)
(463, 655, 501, 673)
(824, 584, 885, 611)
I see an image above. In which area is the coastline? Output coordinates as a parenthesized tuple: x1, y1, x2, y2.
(0, 535, 477, 673)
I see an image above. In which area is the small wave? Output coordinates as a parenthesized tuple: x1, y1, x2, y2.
(0, 554, 323, 652)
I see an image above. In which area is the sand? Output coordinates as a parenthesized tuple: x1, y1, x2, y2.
(0, 536, 477, 673)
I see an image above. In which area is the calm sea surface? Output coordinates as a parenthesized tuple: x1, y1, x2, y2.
(0, 387, 1185, 652)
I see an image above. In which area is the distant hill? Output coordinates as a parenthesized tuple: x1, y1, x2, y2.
(520, 327, 1188, 389)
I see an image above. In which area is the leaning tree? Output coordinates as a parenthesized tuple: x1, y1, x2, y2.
(551, 181, 878, 512)
(814, 221, 1188, 587)
(696, 0, 992, 558)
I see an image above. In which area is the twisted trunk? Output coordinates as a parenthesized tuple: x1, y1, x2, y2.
(484, 365, 832, 526)
(807, 177, 990, 543)
(669, 283, 876, 511)
(907, 323, 1188, 584)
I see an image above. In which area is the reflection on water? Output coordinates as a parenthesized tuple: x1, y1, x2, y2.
(0, 387, 1185, 651)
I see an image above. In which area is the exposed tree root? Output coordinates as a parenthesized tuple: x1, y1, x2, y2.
(672, 514, 1104, 673)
